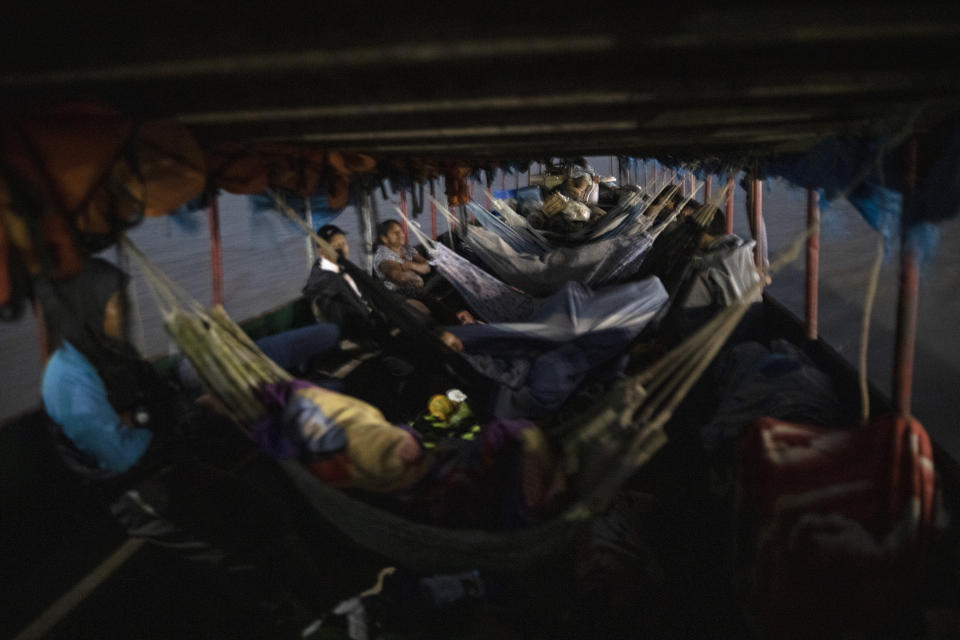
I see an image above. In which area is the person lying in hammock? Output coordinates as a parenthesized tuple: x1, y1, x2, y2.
(305, 223, 473, 341)
(372, 220, 475, 326)
(438, 327, 638, 419)
(37, 258, 377, 629)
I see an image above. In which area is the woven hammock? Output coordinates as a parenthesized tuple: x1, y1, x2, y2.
(419, 189, 695, 321)
(125, 191, 805, 574)
(463, 225, 653, 297)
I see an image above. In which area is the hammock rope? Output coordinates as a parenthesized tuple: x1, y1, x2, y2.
(859, 235, 885, 423)
(122, 237, 290, 423)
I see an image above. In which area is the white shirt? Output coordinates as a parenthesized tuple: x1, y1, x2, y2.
(320, 257, 363, 299)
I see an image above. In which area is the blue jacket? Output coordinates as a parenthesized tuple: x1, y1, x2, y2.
(42, 341, 153, 473)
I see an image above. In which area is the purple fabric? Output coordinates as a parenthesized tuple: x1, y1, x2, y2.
(250, 380, 319, 459)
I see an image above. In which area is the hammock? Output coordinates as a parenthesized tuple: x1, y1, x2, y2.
(450, 278, 667, 345)
(126, 191, 806, 574)
(476, 189, 552, 252)
(465, 201, 545, 255)
(421, 198, 686, 323)
(430, 242, 537, 322)
(635, 189, 730, 296)
(537, 183, 666, 245)
(464, 225, 653, 296)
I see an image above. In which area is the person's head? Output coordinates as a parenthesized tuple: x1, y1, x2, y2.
(437, 330, 465, 354)
(36, 257, 131, 357)
(681, 201, 699, 218)
(377, 220, 406, 250)
(318, 224, 349, 260)
(38, 258, 157, 414)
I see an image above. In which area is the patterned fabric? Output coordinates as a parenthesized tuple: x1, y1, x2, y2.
(373, 244, 419, 291)
(737, 414, 941, 637)
(253, 380, 430, 492)
(429, 244, 537, 322)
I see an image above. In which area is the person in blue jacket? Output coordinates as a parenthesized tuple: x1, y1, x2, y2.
(37, 257, 372, 630)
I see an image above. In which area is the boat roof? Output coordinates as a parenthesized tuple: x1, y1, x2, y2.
(2, 4, 960, 161)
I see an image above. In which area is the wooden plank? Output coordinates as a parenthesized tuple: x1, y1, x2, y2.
(12, 538, 147, 640)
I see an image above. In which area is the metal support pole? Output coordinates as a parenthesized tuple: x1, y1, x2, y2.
(399, 189, 408, 237)
(358, 192, 375, 274)
(805, 189, 821, 340)
(208, 190, 224, 306)
(304, 197, 315, 271)
(429, 181, 438, 240)
(704, 175, 713, 201)
(893, 138, 920, 417)
(725, 176, 735, 234)
(459, 205, 470, 237)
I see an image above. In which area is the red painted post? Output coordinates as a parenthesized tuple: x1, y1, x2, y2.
(429, 181, 438, 240)
(704, 175, 713, 201)
(208, 190, 224, 306)
(805, 189, 820, 340)
(725, 177, 735, 234)
(893, 138, 920, 417)
(750, 178, 768, 270)
(399, 189, 409, 237)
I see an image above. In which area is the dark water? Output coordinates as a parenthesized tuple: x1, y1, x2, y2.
(1, 159, 958, 457)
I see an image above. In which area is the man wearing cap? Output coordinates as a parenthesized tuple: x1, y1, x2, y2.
(302, 224, 379, 340)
